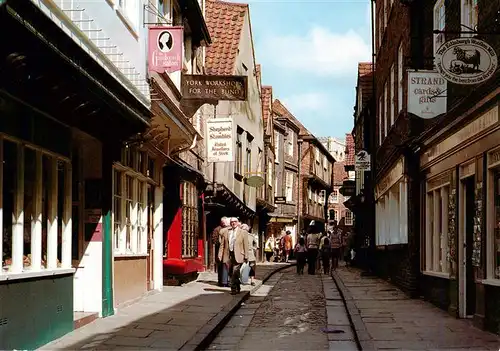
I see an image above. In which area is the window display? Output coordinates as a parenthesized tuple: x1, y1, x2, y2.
(494, 172, 500, 279)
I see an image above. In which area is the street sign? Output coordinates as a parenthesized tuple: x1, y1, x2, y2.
(275, 196, 286, 204)
(355, 150, 371, 171)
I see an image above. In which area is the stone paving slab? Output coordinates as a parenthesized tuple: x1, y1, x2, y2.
(39, 263, 291, 351)
(334, 267, 500, 351)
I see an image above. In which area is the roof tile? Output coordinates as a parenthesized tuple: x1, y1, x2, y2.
(345, 133, 355, 166)
(205, 0, 248, 75)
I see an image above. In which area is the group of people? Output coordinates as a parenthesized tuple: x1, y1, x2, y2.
(294, 220, 353, 275)
(211, 217, 259, 295)
(263, 230, 293, 263)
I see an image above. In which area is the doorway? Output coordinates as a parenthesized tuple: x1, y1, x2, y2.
(146, 184, 155, 290)
(459, 175, 476, 318)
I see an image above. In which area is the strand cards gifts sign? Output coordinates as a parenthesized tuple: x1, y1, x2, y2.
(206, 118, 234, 162)
(407, 70, 447, 119)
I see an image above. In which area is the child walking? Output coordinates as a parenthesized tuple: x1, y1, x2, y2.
(294, 237, 307, 274)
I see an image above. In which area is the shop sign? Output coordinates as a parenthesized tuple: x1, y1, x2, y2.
(407, 70, 447, 119)
(355, 150, 371, 171)
(181, 75, 247, 101)
(206, 118, 233, 162)
(435, 38, 498, 85)
(275, 196, 286, 204)
(148, 26, 183, 73)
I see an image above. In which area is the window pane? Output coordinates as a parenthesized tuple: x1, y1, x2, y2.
(57, 160, 66, 265)
(2, 140, 17, 272)
(24, 148, 36, 267)
(41, 155, 51, 268)
(495, 173, 500, 279)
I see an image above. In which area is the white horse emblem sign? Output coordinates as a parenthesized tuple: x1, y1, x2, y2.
(355, 150, 371, 171)
(435, 38, 498, 85)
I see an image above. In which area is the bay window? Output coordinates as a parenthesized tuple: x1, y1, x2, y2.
(1, 136, 72, 275)
(181, 181, 198, 258)
(113, 147, 156, 256)
(425, 181, 450, 274)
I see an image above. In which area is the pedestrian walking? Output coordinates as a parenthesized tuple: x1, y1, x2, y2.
(284, 230, 292, 262)
(264, 235, 274, 262)
(330, 224, 342, 271)
(306, 221, 321, 275)
(212, 217, 230, 287)
(241, 224, 258, 286)
(294, 237, 307, 274)
(219, 218, 249, 295)
(321, 236, 331, 274)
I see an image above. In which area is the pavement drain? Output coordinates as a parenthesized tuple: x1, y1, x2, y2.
(321, 327, 346, 334)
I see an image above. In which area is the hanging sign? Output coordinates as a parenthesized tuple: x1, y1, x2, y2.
(355, 150, 371, 171)
(181, 75, 247, 101)
(435, 38, 498, 85)
(206, 118, 233, 162)
(407, 70, 447, 119)
(148, 26, 183, 73)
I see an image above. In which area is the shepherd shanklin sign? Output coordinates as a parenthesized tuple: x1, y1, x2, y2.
(407, 70, 447, 119)
(206, 118, 234, 163)
(435, 38, 498, 85)
(182, 75, 247, 101)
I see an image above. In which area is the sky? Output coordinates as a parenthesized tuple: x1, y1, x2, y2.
(242, 0, 372, 140)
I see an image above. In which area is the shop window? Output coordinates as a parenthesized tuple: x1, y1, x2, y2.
(489, 165, 500, 280)
(113, 170, 123, 251)
(345, 210, 353, 226)
(181, 181, 198, 258)
(425, 184, 449, 274)
(1, 137, 71, 274)
(285, 171, 293, 202)
(236, 128, 243, 175)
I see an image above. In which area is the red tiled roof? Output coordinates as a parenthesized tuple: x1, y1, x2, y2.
(262, 85, 273, 134)
(334, 162, 348, 185)
(357, 62, 374, 108)
(205, 0, 247, 75)
(272, 99, 309, 134)
(345, 133, 355, 166)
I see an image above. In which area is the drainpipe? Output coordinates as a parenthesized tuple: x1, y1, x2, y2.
(297, 139, 303, 239)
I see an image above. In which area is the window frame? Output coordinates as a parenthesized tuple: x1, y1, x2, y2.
(390, 64, 395, 126)
(433, 0, 446, 55)
(331, 189, 339, 203)
(236, 129, 243, 175)
(286, 131, 294, 157)
(345, 210, 353, 226)
(486, 151, 500, 281)
(460, 0, 478, 38)
(424, 180, 450, 275)
(398, 43, 404, 113)
(181, 181, 198, 258)
(274, 131, 280, 164)
(285, 171, 294, 202)
(0, 135, 73, 277)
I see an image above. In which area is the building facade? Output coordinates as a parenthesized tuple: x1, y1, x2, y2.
(267, 105, 301, 245)
(320, 137, 347, 163)
(411, 0, 500, 335)
(203, 0, 264, 241)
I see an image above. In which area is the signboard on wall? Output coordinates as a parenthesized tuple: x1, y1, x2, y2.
(407, 70, 447, 119)
(435, 38, 498, 85)
(148, 26, 183, 73)
(275, 196, 286, 204)
(206, 118, 233, 162)
(355, 150, 371, 171)
(181, 75, 248, 101)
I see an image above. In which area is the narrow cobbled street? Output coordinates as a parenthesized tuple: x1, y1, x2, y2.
(207, 267, 353, 351)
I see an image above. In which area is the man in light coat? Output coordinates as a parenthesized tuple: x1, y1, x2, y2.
(219, 217, 249, 294)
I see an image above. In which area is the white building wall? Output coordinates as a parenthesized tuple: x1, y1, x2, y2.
(206, 11, 264, 212)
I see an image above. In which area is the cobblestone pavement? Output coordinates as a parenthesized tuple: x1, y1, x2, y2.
(39, 263, 289, 351)
(336, 267, 500, 350)
(208, 267, 356, 351)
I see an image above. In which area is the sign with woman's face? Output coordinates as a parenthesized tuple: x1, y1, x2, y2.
(148, 26, 183, 73)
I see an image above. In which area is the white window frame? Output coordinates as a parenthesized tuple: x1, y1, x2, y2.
(383, 81, 388, 137)
(390, 64, 395, 126)
(424, 181, 450, 275)
(274, 131, 280, 164)
(0, 135, 72, 278)
(433, 0, 446, 55)
(460, 0, 478, 38)
(286, 131, 294, 157)
(378, 96, 383, 145)
(285, 171, 293, 202)
(331, 189, 339, 203)
(345, 210, 353, 226)
(398, 43, 404, 113)
(486, 152, 500, 281)
(117, 0, 140, 32)
(268, 160, 273, 187)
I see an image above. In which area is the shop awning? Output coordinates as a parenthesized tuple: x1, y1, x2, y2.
(0, 0, 151, 141)
(204, 183, 255, 219)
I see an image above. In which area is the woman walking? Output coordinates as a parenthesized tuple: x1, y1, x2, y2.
(242, 224, 258, 286)
(264, 235, 274, 262)
(306, 222, 321, 275)
(284, 230, 292, 262)
(294, 237, 307, 274)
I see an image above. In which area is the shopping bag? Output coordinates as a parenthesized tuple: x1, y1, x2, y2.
(240, 262, 250, 284)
